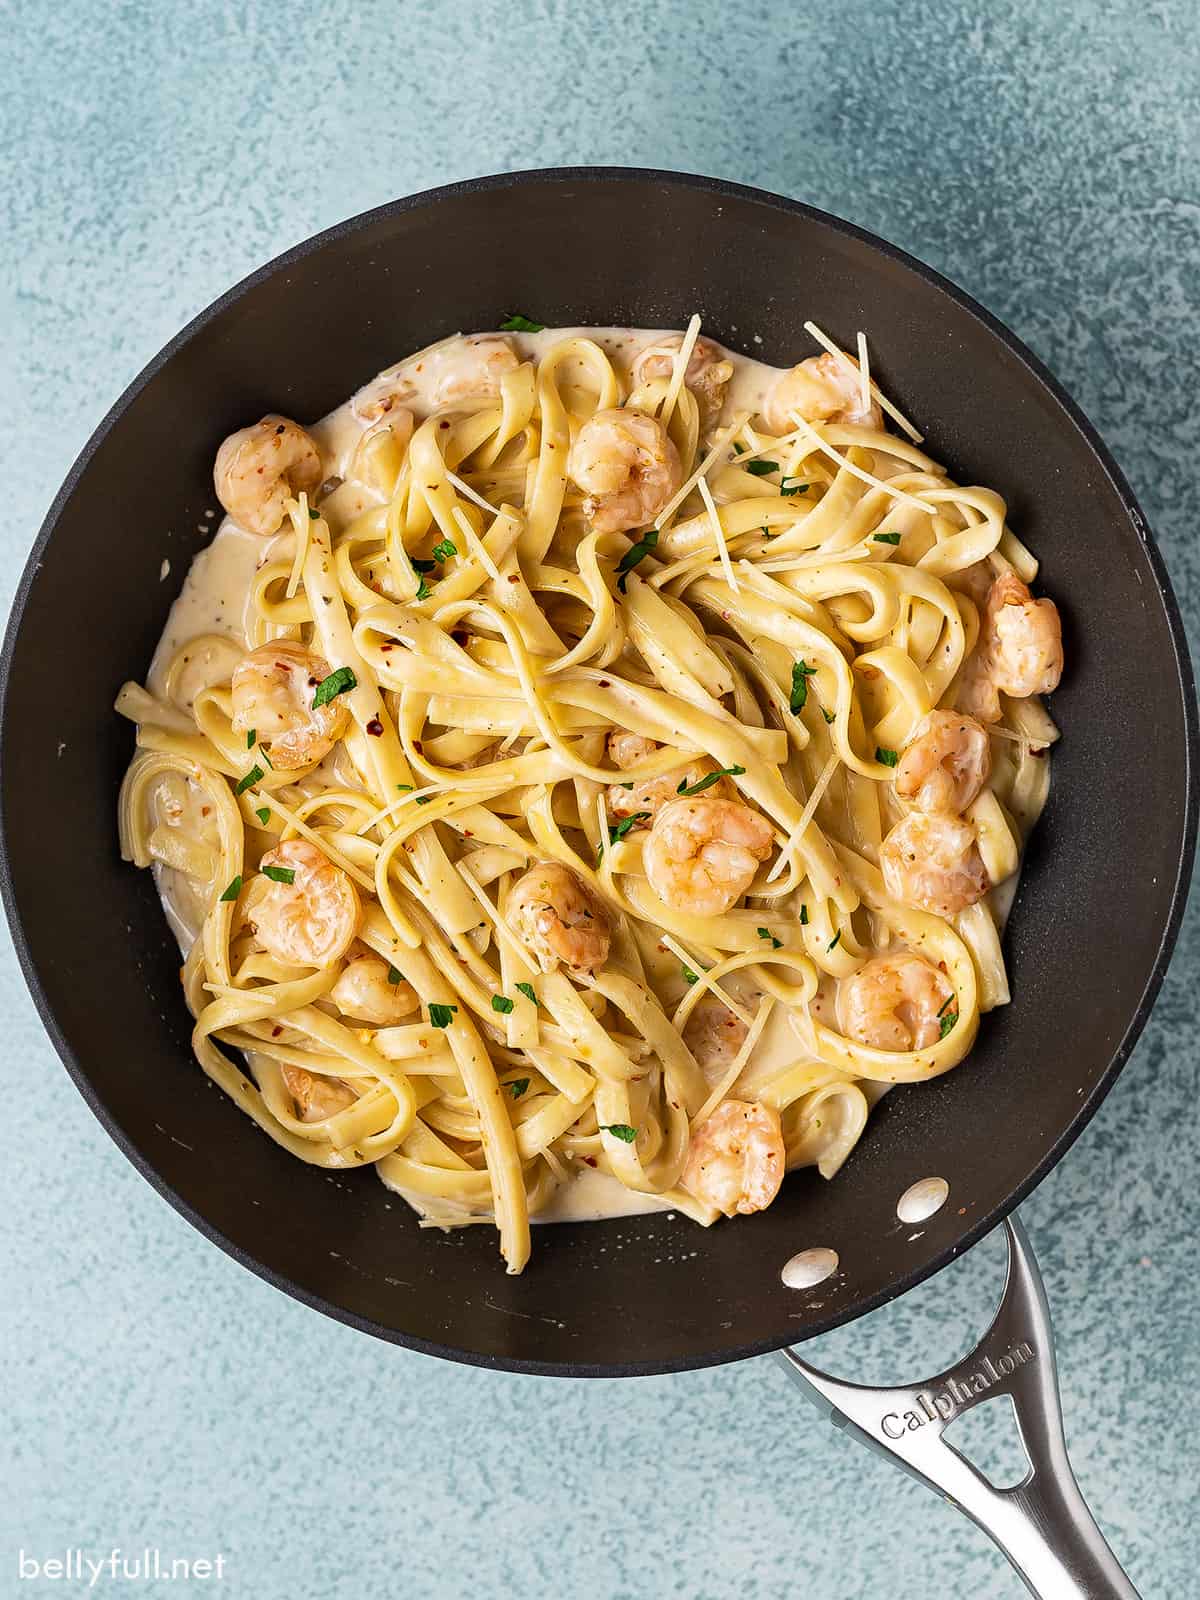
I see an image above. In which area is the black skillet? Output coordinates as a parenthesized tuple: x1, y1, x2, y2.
(1, 170, 1194, 1592)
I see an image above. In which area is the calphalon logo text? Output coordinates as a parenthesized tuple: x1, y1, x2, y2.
(880, 1341, 1034, 1439)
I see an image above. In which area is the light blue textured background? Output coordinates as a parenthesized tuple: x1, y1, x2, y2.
(3, 1, 1198, 1596)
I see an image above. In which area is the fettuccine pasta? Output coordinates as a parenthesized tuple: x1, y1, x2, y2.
(116, 318, 1063, 1273)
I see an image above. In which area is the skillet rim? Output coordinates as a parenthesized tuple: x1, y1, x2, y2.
(2, 165, 1196, 1377)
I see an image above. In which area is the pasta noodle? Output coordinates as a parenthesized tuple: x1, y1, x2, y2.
(116, 322, 1063, 1273)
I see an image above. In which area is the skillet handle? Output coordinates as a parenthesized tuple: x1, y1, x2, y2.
(776, 1217, 1139, 1599)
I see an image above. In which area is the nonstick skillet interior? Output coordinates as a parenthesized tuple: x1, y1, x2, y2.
(1, 170, 1194, 1375)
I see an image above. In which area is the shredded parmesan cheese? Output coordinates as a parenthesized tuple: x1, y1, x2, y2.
(444, 468, 501, 518)
(451, 506, 503, 583)
(803, 320, 924, 442)
(788, 416, 933, 512)
(454, 860, 540, 975)
(696, 476, 739, 594)
(659, 313, 702, 431)
(766, 751, 840, 884)
(856, 331, 871, 418)
(653, 412, 749, 531)
(660, 934, 755, 1028)
(690, 994, 775, 1130)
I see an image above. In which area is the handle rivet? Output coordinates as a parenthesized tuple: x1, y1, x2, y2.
(781, 1247, 839, 1289)
(897, 1176, 949, 1224)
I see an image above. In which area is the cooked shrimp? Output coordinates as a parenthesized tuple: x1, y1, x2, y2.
(248, 840, 361, 968)
(605, 733, 733, 825)
(985, 573, 1063, 698)
(762, 352, 882, 434)
(682, 995, 749, 1082)
(507, 861, 611, 974)
(329, 952, 419, 1025)
(895, 710, 991, 815)
(644, 798, 773, 919)
(213, 415, 322, 537)
(435, 335, 519, 405)
(280, 1062, 357, 1123)
(630, 335, 733, 424)
(569, 408, 682, 535)
(681, 1099, 785, 1216)
(880, 812, 989, 918)
(230, 641, 350, 772)
(837, 952, 954, 1052)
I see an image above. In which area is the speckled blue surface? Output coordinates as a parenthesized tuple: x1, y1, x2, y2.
(3, 2, 1198, 1595)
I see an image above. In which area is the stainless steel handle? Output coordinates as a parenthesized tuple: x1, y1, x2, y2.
(776, 1217, 1139, 1599)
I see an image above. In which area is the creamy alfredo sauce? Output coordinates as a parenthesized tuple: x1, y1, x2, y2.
(143, 328, 1011, 1225)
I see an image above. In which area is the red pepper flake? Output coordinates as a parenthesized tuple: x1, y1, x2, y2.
(507, 574, 521, 583)
(271, 1025, 283, 1037)
(439, 419, 450, 429)
(380, 642, 394, 651)
(598, 679, 611, 688)
(583, 1156, 598, 1168)
(366, 717, 384, 737)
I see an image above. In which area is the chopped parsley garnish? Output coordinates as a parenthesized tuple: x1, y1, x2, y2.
(255, 806, 271, 826)
(939, 1011, 959, 1040)
(682, 965, 699, 985)
(827, 930, 842, 952)
(600, 1123, 638, 1143)
(790, 660, 817, 713)
(259, 747, 273, 769)
(744, 459, 777, 477)
(415, 576, 434, 601)
(499, 313, 545, 333)
(676, 764, 745, 796)
(615, 528, 659, 592)
(396, 783, 413, 792)
(387, 965, 402, 986)
(492, 994, 515, 1015)
(821, 708, 835, 724)
(411, 558, 438, 573)
(312, 666, 357, 709)
(608, 812, 650, 846)
(515, 981, 537, 1005)
(757, 927, 783, 949)
(431, 539, 458, 562)
(508, 1078, 530, 1099)
(873, 531, 902, 545)
(937, 994, 955, 1017)
(800, 904, 809, 925)
(875, 747, 900, 767)
(428, 1003, 458, 1028)
(308, 507, 320, 520)
(779, 477, 809, 497)
(262, 864, 295, 885)
(219, 875, 242, 903)
(415, 795, 433, 805)
(245, 728, 257, 749)
(235, 764, 263, 796)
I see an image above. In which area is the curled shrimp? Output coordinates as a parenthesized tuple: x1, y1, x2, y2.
(631, 335, 733, 424)
(230, 641, 350, 772)
(605, 732, 733, 826)
(280, 1062, 357, 1123)
(762, 352, 881, 434)
(246, 839, 361, 968)
(329, 951, 419, 1025)
(507, 861, 611, 974)
(643, 798, 773, 919)
(213, 415, 322, 537)
(435, 335, 519, 405)
(682, 994, 749, 1082)
(880, 812, 989, 918)
(895, 710, 991, 815)
(681, 1099, 785, 1216)
(985, 573, 1063, 698)
(837, 952, 954, 1052)
(569, 408, 682, 535)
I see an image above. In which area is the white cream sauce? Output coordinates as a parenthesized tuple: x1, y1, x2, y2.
(142, 327, 1024, 1227)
